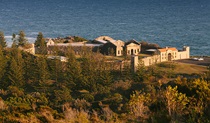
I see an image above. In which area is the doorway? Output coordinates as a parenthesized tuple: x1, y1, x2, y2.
(168, 53, 172, 61)
(131, 49, 134, 55)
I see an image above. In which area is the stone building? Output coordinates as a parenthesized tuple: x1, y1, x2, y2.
(99, 39, 125, 56)
(45, 36, 141, 56)
(141, 46, 190, 66)
(125, 40, 141, 55)
(46, 39, 102, 55)
(95, 36, 141, 56)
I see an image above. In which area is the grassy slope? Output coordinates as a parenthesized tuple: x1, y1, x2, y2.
(157, 62, 208, 74)
(173, 62, 208, 74)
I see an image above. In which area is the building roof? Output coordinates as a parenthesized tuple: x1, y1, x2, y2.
(48, 42, 103, 47)
(95, 36, 115, 42)
(125, 39, 140, 45)
(146, 49, 157, 52)
(95, 40, 108, 44)
(158, 47, 178, 52)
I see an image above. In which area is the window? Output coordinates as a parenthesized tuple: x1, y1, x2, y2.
(118, 50, 120, 54)
(128, 50, 130, 54)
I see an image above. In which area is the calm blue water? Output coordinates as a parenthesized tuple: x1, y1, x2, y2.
(0, 0, 210, 55)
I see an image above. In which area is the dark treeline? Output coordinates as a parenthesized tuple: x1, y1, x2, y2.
(0, 32, 210, 123)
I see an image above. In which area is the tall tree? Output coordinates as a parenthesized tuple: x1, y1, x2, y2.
(22, 52, 36, 83)
(0, 47, 7, 82)
(134, 60, 148, 82)
(165, 86, 189, 122)
(0, 31, 7, 48)
(47, 47, 64, 85)
(64, 47, 81, 89)
(34, 56, 50, 93)
(18, 31, 28, 47)
(7, 48, 25, 87)
(8, 57, 25, 87)
(35, 32, 44, 47)
(35, 32, 46, 54)
(11, 33, 17, 48)
(128, 91, 151, 122)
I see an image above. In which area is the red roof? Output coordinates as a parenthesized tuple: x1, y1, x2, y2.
(158, 47, 177, 52)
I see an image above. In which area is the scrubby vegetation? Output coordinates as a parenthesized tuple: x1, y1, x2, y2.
(52, 36, 88, 43)
(0, 45, 210, 123)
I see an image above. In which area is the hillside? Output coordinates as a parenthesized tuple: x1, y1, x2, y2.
(0, 47, 210, 123)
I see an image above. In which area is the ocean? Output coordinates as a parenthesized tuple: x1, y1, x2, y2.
(0, 0, 209, 55)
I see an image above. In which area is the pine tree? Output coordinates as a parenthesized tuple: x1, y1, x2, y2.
(34, 56, 50, 93)
(22, 51, 36, 83)
(18, 30, 28, 47)
(0, 47, 7, 81)
(47, 47, 64, 85)
(35, 32, 44, 47)
(0, 31, 7, 48)
(11, 48, 24, 66)
(64, 47, 81, 89)
(8, 48, 25, 87)
(8, 57, 24, 87)
(11, 33, 17, 48)
(35, 32, 46, 54)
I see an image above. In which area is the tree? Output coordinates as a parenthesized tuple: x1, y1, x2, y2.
(79, 51, 112, 94)
(8, 57, 25, 87)
(35, 32, 46, 54)
(128, 91, 151, 122)
(190, 79, 210, 114)
(0, 31, 7, 48)
(134, 60, 148, 82)
(22, 52, 36, 83)
(35, 32, 43, 47)
(64, 47, 81, 90)
(7, 48, 25, 88)
(53, 87, 72, 105)
(11, 33, 17, 48)
(34, 56, 50, 93)
(0, 47, 7, 85)
(165, 86, 189, 123)
(18, 31, 28, 47)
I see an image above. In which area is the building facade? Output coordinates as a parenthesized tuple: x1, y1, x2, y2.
(142, 46, 190, 66)
(95, 36, 141, 56)
(46, 39, 102, 55)
(125, 40, 141, 56)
